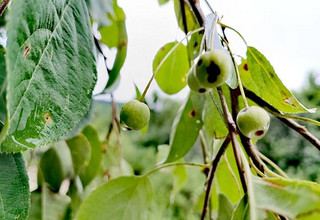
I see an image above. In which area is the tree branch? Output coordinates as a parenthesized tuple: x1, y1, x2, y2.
(245, 88, 320, 151)
(217, 87, 248, 192)
(0, 0, 9, 16)
(201, 136, 231, 220)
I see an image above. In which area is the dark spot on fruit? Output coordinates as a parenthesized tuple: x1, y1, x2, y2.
(189, 109, 196, 118)
(255, 130, 264, 136)
(197, 59, 203, 66)
(243, 63, 248, 71)
(206, 61, 220, 83)
(198, 88, 206, 93)
(194, 42, 198, 47)
(23, 46, 30, 57)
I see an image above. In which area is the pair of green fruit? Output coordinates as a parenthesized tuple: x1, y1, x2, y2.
(187, 50, 232, 93)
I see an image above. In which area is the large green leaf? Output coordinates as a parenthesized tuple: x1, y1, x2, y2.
(253, 177, 320, 219)
(242, 47, 311, 113)
(153, 42, 189, 95)
(79, 126, 103, 187)
(100, 0, 127, 91)
(0, 153, 30, 220)
(0, 45, 6, 130)
(0, 0, 96, 152)
(165, 92, 205, 163)
(66, 134, 91, 176)
(27, 186, 70, 220)
(77, 176, 153, 220)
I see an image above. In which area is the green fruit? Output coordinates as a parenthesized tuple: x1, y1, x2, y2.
(120, 100, 150, 130)
(236, 106, 270, 140)
(187, 66, 208, 93)
(195, 50, 231, 88)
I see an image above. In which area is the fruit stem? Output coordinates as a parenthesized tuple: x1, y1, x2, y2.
(219, 35, 249, 108)
(139, 27, 204, 102)
(258, 152, 289, 178)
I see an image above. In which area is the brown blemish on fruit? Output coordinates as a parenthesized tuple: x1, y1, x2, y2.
(243, 63, 248, 71)
(198, 88, 206, 93)
(189, 109, 196, 118)
(197, 59, 203, 66)
(255, 130, 264, 136)
(23, 46, 30, 57)
(44, 112, 53, 124)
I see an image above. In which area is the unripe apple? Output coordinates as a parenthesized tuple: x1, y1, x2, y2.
(195, 50, 231, 88)
(120, 100, 150, 130)
(236, 106, 270, 140)
(187, 66, 208, 93)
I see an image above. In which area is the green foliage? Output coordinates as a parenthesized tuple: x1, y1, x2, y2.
(77, 176, 153, 220)
(165, 92, 205, 162)
(0, 153, 29, 220)
(0, 0, 96, 152)
(0, 0, 319, 219)
(241, 47, 312, 113)
(153, 42, 190, 94)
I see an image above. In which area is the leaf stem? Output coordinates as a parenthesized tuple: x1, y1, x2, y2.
(139, 27, 204, 102)
(218, 22, 248, 46)
(201, 136, 231, 220)
(258, 152, 289, 178)
(144, 162, 205, 176)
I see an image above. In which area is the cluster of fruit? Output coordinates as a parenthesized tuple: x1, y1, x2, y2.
(119, 49, 270, 140)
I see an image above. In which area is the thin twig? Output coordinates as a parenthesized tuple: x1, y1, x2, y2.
(217, 87, 248, 192)
(245, 88, 320, 151)
(201, 137, 231, 220)
(0, 0, 10, 16)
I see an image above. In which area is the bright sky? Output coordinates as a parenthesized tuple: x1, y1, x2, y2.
(95, 0, 320, 102)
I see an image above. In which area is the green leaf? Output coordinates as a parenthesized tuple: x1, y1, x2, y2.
(158, 0, 170, 6)
(242, 47, 311, 113)
(153, 42, 189, 95)
(28, 186, 70, 220)
(39, 141, 73, 192)
(231, 194, 250, 220)
(0, 45, 6, 130)
(203, 92, 228, 141)
(66, 134, 91, 176)
(165, 92, 205, 163)
(86, 0, 113, 27)
(0, 153, 30, 220)
(100, 1, 128, 91)
(174, 0, 198, 32)
(217, 194, 234, 220)
(253, 176, 320, 219)
(67, 176, 84, 218)
(79, 126, 103, 187)
(77, 176, 153, 220)
(1, 0, 96, 152)
(0, 0, 96, 152)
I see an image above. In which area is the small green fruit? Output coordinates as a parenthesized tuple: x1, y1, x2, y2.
(195, 50, 231, 88)
(187, 66, 208, 93)
(120, 100, 150, 130)
(236, 106, 270, 140)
